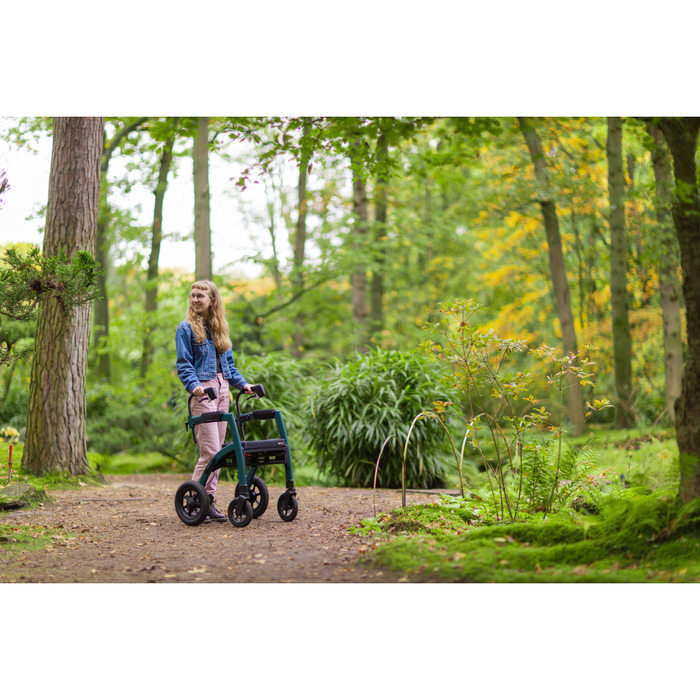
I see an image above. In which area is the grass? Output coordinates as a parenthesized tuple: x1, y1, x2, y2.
(359, 495, 700, 582)
(0, 522, 68, 554)
(353, 425, 696, 583)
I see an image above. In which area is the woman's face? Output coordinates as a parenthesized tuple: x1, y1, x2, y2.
(190, 287, 213, 317)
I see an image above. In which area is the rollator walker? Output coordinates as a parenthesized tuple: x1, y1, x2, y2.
(174, 384, 298, 528)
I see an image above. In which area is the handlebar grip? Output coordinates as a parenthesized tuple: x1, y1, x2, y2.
(204, 387, 217, 401)
(251, 384, 265, 398)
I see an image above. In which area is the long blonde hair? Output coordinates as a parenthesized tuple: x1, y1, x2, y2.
(186, 280, 232, 353)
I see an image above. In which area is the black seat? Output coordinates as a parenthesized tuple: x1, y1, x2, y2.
(241, 439, 288, 453)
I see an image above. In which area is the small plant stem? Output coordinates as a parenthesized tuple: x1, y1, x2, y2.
(547, 383, 566, 512)
(514, 440, 524, 521)
(430, 413, 464, 498)
(373, 435, 399, 518)
(402, 412, 430, 507)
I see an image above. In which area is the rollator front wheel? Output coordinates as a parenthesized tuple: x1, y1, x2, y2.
(235, 476, 269, 519)
(228, 497, 253, 528)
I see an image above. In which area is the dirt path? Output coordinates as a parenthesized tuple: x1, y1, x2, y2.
(0, 474, 441, 583)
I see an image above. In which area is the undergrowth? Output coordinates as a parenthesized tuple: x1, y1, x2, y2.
(356, 487, 700, 583)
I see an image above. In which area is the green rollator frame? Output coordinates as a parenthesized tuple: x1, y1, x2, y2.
(174, 384, 298, 528)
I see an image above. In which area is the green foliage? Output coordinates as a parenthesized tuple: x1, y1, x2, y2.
(421, 298, 612, 521)
(362, 488, 700, 583)
(305, 348, 458, 488)
(0, 245, 100, 367)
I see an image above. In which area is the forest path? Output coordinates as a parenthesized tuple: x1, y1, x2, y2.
(0, 474, 441, 583)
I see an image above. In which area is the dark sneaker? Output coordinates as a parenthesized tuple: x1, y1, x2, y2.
(208, 495, 227, 522)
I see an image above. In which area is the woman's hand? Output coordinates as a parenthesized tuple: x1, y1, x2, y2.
(243, 384, 255, 394)
(192, 385, 205, 397)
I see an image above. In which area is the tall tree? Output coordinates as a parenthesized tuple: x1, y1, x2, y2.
(193, 117, 212, 281)
(94, 117, 149, 381)
(350, 137, 370, 353)
(141, 129, 176, 378)
(292, 117, 312, 356)
(655, 118, 700, 504)
(517, 117, 585, 436)
(645, 122, 683, 422)
(370, 131, 389, 343)
(23, 117, 103, 476)
(607, 117, 635, 427)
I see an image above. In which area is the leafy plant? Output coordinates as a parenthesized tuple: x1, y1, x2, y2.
(420, 299, 613, 522)
(305, 348, 458, 488)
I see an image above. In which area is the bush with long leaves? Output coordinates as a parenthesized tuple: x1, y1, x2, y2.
(305, 348, 459, 488)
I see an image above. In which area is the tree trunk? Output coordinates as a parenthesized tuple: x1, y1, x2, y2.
(94, 190, 111, 380)
(141, 133, 176, 378)
(646, 122, 683, 422)
(350, 138, 370, 353)
(656, 118, 700, 504)
(193, 117, 212, 281)
(607, 117, 635, 428)
(23, 117, 103, 476)
(370, 132, 388, 344)
(93, 117, 149, 381)
(517, 117, 585, 435)
(292, 118, 311, 357)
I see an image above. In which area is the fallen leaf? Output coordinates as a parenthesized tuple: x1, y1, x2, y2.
(188, 567, 206, 574)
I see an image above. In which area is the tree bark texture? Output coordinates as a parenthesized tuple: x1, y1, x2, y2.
(141, 134, 175, 378)
(350, 138, 370, 353)
(646, 122, 683, 422)
(606, 117, 635, 428)
(23, 117, 103, 476)
(292, 118, 311, 357)
(93, 117, 149, 381)
(517, 117, 585, 435)
(370, 132, 388, 343)
(657, 118, 700, 504)
(194, 117, 212, 281)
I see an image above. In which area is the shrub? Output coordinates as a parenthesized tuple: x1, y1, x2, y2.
(305, 348, 459, 489)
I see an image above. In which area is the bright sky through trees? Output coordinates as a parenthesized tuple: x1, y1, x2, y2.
(0, 131, 286, 277)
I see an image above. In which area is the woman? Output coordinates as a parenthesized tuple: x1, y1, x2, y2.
(176, 280, 254, 522)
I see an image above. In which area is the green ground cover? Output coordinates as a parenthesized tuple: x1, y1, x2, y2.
(358, 427, 694, 582)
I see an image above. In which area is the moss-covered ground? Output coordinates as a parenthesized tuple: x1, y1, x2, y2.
(358, 427, 700, 583)
(359, 490, 700, 583)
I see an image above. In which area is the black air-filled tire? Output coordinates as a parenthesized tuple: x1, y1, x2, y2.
(175, 481, 209, 526)
(277, 493, 298, 522)
(235, 476, 269, 518)
(228, 497, 254, 528)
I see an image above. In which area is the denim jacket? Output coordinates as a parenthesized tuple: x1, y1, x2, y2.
(175, 320, 248, 394)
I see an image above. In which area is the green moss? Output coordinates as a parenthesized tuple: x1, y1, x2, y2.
(362, 486, 700, 583)
(0, 522, 67, 555)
